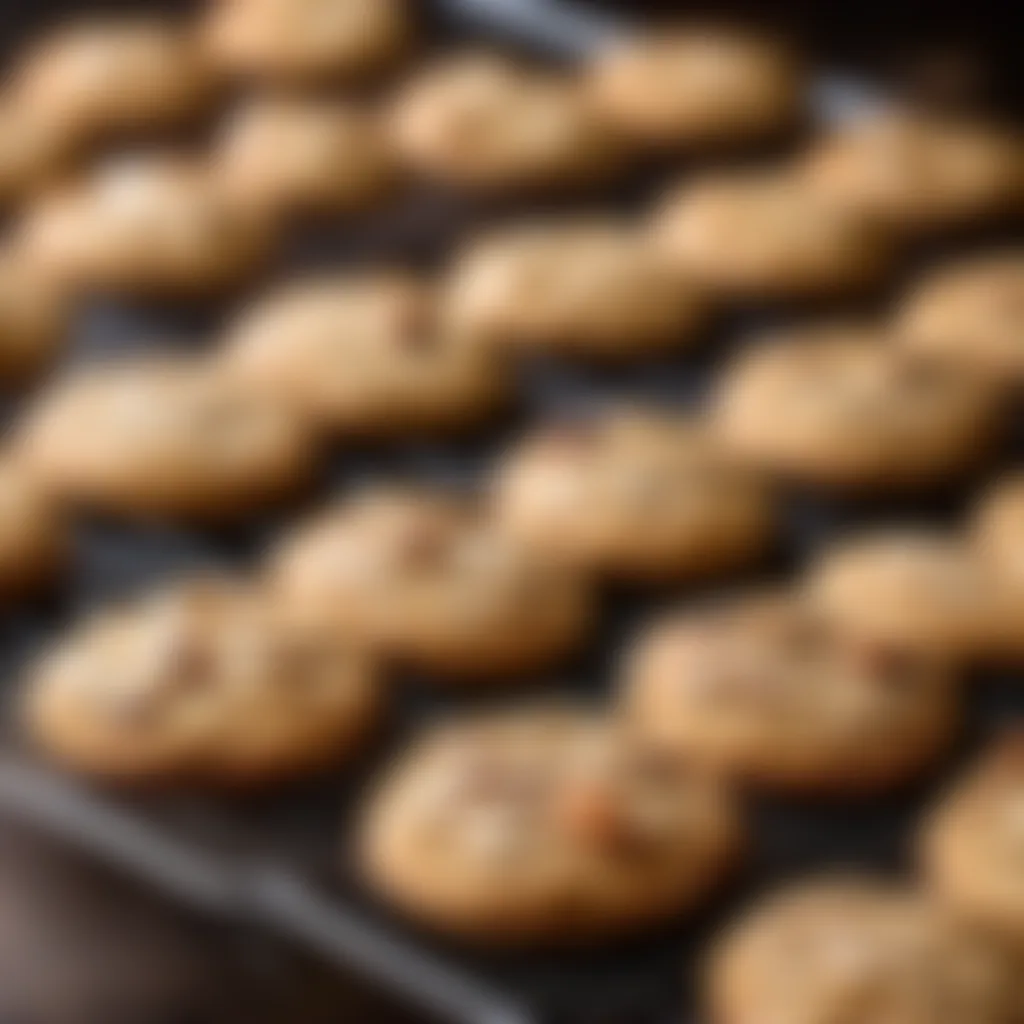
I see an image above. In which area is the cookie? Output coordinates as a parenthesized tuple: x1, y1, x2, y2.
(0, 462, 67, 600)
(806, 530, 1003, 662)
(652, 168, 893, 299)
(712, 326, 1003, 490)
(587, 26, 802, 150)
(14, 356, 315, 522)
(389, 53, 623, 193)
(921, 732, 1024, 947)
(358, 705, 742, 944)
(443, 220, 705, 360)
(11, 19, 215, 149)
(802, 113, 1024, 233)
(897, 252, 1024, 381)
(18, 154, 276, 298)
(270, 486, 592, 680)
(220, 271, 506, 438)
(706, 877, 1018, 1024)
(493, 408, 774, 583)
(0, 247, 71, 387)
(621, 591, 957, 794)
(214, 96, 398, 220)
(203, 0, 411, 84)
(21, 578, 381, 786)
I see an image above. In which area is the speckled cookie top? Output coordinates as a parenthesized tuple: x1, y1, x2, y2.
(623, 591, 956, 792)
(23, 578, 379, 784)
(708, 878, 1018, 1024)
(493, 407, 774, 580)
(359, 705, 741, 942)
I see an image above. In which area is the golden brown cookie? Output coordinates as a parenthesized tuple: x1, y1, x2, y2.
(389, 53, 624, 193)
(802, 113, 1024, 233)
(270, 486, 593, 681)
(897, 252, 1024, 381)
(10, 19, 215, 149)
(621, 591, 957, 794)
(587, 26, 802, 150)
(358, 705, 742, 944)
(14, 356, 315, 522)
(443, 220, 705, 361)
(652, 168, 893, 299)
(202, 0, 411, 83)
(0, 461, 67, 601)
(706, 877, 1019, 1024)
(220, 271, 507, 438)
(21, 578, 381, 786)
(18, 154, 277, 298)
(0, 248, 71, 388)
(712, 326, 1004, 490)
(806, 530, 1004, 662)
(921, 732, 1024, 948)
(213, 96, 399, 220)
(493, 408, 774, 583)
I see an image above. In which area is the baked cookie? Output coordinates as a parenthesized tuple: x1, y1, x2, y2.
(203, 0, 411, 83)
(214, 97, 398, 220)
(802, 113, 1024, 233)
(806, 530, 1003, 662)
(706, 877, 1018, 1024)
(493, 408, 774, 583)
(14, 356, 315, 522)
(0, 248, 71, 387)
(358, 705, 742, 944)
(21, 578, 381, 786)
(921, 732, 1024, 946)
(271, 487, 592, 680)
(587, 26, 802, 150)
(19, 154, 276, 298)
(712, 327, 1003, 490)
(652, 169, 892, 299)
(11, 19, 215, 148)
(389, 53, 623, 193)
(220, 272, 506, 437)
(621, 591, 957, 794)
(0, 462, 67, 600)
(898, 252, 1024, 381)
(443, 220, 705, 360)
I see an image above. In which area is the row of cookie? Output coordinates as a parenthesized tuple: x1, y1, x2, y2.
(356, 705, 1024, 970)
(0, 2, 413, 205)
(15, 452, 1024, 775)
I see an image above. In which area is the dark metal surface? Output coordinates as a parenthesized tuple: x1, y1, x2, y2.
(0, 2, 1022, 1022)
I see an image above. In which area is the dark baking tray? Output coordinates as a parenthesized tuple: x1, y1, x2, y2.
(1, 2, 1022, 1022)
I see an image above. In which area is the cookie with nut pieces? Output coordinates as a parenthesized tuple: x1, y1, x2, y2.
(14, 355, 316, 523)
(221, 271, 507, 438)
(358, 705, 742, 944)
(270, 486, 593, 680)
(492, 407, 774, 583)
(652, 169, 893, 299)
(706, 877, 1019, 1024)
(587, 25, 803, 150)
(712, 325, 1004, 490)
(22, 578, 381, 786)
(443, 219, 705, 361)
(389, 53, 624, 193)
(622, 590, 958, 794)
